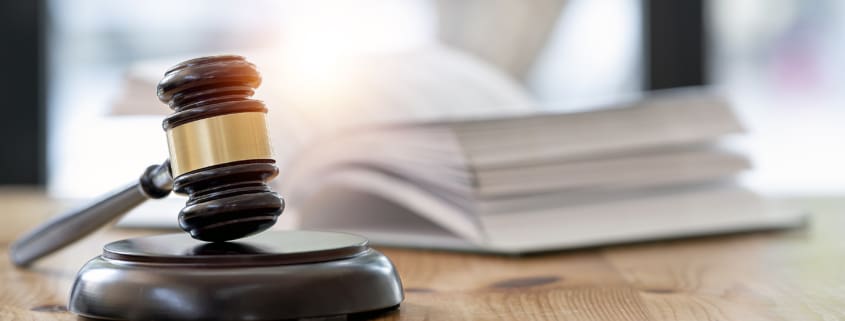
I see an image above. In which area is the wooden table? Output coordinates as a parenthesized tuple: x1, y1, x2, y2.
(1, 188, 843, 320)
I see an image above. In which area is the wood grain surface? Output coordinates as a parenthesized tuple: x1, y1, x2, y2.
(1, 188, 842, 321)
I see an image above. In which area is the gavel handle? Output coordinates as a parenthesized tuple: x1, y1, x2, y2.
(9, 162, 173, 267)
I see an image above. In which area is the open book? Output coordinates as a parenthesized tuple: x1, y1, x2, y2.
(277, 92, 805, 253)
(111, 50, 804, 254)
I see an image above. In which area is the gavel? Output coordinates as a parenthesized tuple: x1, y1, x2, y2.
(10, 55, 285, 267)
(10, 55, 403, 321)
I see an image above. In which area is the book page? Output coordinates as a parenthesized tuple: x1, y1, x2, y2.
(475, 144, 751, 197)
(296, 184, 480, 250)
(479, 185, 805, 252)
(294, 169, 485, 245)
(450, 91, 744, 168)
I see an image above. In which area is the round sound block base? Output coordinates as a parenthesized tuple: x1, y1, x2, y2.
(69, 231, 404, 320)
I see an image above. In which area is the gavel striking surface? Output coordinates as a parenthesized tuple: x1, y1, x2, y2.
(69, 231, 404, 320)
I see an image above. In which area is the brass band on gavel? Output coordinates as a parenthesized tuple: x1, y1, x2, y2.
(167, 112, 273, 177)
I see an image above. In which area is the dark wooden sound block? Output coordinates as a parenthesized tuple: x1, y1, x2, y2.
(68, 231, 404, 320)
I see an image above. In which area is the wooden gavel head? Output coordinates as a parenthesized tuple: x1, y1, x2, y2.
(157, 55, 284, 242)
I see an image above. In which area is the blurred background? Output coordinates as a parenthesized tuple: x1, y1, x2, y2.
(1, 0, 843, 199)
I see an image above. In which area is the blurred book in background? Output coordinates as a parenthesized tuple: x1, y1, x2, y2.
(113, 59, 805, 252)
(278, 90, 804, 253)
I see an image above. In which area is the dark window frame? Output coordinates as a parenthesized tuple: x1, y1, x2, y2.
(0, 0, 46, 185)
(643, 0, 707, 90)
